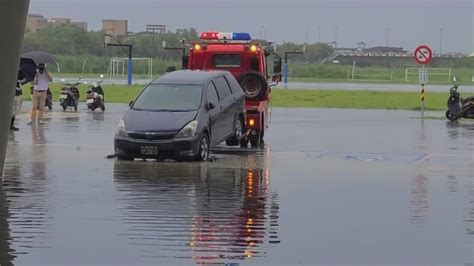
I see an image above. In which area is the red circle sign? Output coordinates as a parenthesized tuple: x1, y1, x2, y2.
(414, 45, 433, 65)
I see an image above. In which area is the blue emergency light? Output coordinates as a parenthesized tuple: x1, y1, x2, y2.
(232, 33, 252, 41)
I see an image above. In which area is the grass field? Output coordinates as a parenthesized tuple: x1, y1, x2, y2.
(24, 83, 447, 111)
(271, 89, 446, 110)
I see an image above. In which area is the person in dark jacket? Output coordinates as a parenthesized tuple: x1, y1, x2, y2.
(11, 69, 26, 131)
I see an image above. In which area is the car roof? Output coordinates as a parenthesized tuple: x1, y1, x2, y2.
(153, 70, 229, 85)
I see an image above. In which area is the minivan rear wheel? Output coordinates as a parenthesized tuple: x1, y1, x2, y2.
(226, 116, 243, 146)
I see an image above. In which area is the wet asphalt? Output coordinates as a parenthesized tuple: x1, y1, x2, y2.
(0, 103, 473, 265)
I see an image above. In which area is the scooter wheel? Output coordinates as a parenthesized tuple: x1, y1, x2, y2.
(446, 110, 458, 121)
(74, 105, 78, 112)
(101, 105, 105, 111)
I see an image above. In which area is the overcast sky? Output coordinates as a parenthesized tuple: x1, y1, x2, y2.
(29, 0, 473, 53)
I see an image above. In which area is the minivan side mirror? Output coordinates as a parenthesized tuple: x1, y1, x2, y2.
(166, 66, 176, 73)
(207, 102, 215, 110)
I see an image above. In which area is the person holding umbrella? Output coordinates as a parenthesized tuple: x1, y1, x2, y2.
(22, 51, 57, 125)
(28, 63, 52, 125)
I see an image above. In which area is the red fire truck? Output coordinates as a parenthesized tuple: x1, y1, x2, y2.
(180, 32, 282, 147)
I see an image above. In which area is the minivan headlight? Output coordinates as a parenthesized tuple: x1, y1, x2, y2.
(116, 119, 128, 137)
(175, 120, 198, 138)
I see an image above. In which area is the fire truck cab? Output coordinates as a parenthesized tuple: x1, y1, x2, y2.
(182, 32, 282, 147)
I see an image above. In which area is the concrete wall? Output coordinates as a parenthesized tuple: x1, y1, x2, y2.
(0, 0, 30, 174)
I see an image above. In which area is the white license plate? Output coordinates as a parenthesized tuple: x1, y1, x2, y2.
(86, 99, 94, 104)
(140, 146, 158, 156)
(60, 94, 67, 99)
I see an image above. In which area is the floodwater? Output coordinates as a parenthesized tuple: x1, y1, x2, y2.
(0, 104, 473, 265)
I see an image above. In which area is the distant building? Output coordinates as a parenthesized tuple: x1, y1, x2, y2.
(364, 46, 404, 54)
(26, 14, 88, 33)
(50, 17, 71, 27)
(26, 14, 49, 33)
(356, 41, 367, 51)
(333, 43, 407, 56)
(71, 22, 88, 31)
(146, 24, 166, 34)
(102, 19, 128, 41)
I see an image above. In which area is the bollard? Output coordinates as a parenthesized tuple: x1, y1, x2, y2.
(421, 83, 425, 116)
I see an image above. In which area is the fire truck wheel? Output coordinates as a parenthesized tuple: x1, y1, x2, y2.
(249, 130, 264, 148)
(238, 71, 268, 101)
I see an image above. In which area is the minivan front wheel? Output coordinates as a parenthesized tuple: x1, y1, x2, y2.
(195, 134, 210, 161)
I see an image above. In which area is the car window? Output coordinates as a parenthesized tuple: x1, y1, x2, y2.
(212, 54, 242, 68)
(133, 83, 202, 111)
(224, 74, 243, 95)
(206, 82, 219, 103)
(213, 76, 232, 99)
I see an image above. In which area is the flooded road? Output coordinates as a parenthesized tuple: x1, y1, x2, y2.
(0, 104, 473, 265)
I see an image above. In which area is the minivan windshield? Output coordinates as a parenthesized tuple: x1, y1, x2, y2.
(133, 84, 202, 111)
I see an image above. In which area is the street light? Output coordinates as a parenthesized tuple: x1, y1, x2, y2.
(284, 50, 304, 85)
(439, 28, 444, 56)
(386, 27, 390, 47)
(104, 34, 134, 86)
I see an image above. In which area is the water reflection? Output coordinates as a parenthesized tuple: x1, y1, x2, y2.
(446, 121, 474, 140)
(0, 180, 14, 266)
(410, 174, 429, 225)
(466, 183, 474, 237)
(447, 175, 458, 194)
(113, 155, 280, 264)
(1, 125, 51, 258)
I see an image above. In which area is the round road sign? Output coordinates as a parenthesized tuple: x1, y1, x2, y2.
(414, 45, 433, 65)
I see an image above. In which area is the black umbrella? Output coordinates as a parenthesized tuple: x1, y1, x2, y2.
(22, 51, 57, 64)
(19, 58, 37, 82)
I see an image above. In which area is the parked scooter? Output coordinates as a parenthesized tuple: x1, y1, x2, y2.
(445, 76, 474, 121)
(60, 79, 81, 112)
(85, 78, 105, 111)
(30, 86, 53, 110)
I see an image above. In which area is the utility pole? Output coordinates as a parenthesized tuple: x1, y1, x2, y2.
(105, 35, 134, 85)
(439, 28, 443, 56)
(318, 25, 321, 43)
(386, 27, 390, 47)
(306, 24, 309, 44)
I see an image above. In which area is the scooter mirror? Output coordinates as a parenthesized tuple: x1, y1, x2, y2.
(452, 76, 457, 83)
(100, 74, 104, 78)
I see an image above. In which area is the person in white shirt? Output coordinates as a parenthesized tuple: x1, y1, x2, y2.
(28, 63, 52, 125)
